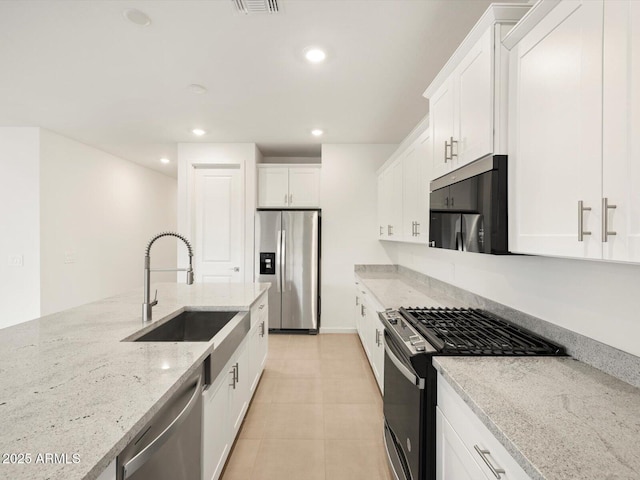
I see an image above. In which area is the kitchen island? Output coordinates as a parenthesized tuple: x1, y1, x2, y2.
(0, 282, 269, 480)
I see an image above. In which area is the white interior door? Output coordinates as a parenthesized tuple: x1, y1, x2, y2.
(194, 167, 244, 283)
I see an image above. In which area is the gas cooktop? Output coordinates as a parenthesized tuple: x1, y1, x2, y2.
(397, 307, 565, 356)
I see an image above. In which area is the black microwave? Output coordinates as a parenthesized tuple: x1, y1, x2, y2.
(429, 155, 508, 254)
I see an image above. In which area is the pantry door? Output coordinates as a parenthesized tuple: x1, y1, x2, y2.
(193, 167, 244, 283)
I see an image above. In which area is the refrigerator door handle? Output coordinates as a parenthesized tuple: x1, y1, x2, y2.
(276, 229, 282, 293)
(281, 229, 286, 290)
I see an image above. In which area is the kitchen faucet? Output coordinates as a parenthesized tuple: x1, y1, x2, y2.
(142, 231, 194, 323)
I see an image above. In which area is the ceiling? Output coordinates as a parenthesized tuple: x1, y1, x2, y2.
(0, 0, 524, 177)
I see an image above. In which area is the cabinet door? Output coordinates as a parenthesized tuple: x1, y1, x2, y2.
(389, 159, 404, 240)
(436, 408, 489, 480)
(415, 130, 432, 242)
(509, 0, 603, 259)
(402, 144, 419, 239)
(258, 167, 289, 207)
(371, 313, 385, 394)
(288, 167, 321, 207)
(354, 286, 362, 337)
(202, 375, 231, 480)
(603, 0, 640, 263)
(430, 79, 456, 179)
(377, 171, 388, 239)
(456, 26, 494, 166)
(228, 342, 249, 437)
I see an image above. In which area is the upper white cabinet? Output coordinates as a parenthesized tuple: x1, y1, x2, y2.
(377, 117, 431, 244)
(602, 0, 640, 263)
(424, 5, 530, 179)
(507, 0, 640, 263)
(257, 164, 320, 208)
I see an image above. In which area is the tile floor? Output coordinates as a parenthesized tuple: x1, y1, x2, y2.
(220, 333, 393, 480)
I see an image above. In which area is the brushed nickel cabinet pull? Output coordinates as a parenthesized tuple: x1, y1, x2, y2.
(284, 193, 288, 205)
(450, 137, 458, 159)
(602, 197, 617, 242)
(578, 200, 592, 242)
(473, 445, 505, 479)
(444, 140, 450, 163)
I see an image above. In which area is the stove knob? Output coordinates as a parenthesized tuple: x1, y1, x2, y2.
(415, 345, 426, 352)
(389, 317, 398, 325)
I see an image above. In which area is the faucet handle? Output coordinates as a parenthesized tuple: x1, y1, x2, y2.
(151, 289, 158, 307)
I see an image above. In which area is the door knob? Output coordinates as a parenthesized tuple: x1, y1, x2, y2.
(230, 267, 240, 272)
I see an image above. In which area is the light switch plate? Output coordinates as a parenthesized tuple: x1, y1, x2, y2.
(8, 254, 23, 267)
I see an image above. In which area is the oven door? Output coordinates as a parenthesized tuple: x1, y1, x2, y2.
(383, 331, 425, 480)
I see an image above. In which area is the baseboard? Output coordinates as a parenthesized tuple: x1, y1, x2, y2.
(319, 327, 357, 334)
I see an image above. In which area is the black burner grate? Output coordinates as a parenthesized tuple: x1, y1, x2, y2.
(398, 307, 565, 355)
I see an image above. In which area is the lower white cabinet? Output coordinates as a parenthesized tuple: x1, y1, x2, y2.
(436, 371, 531, 480)
(202, 295, 268, 480)
(354, 281, 384, 393)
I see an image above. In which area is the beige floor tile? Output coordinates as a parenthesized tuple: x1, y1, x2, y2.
(321, 356, 368, 378)
(238, 402, 270, 439)
(252, 375, 278, 404)
(251, 439, 325, 480)
(263, 403, 324, 439)
(272, 377, 323, 404)
(323, 377, 381, 404)
(324, 403, 384, 440)
(325, 439, 394, 480)
(276, 356, 323, 377)
(220, 439, 260, 480)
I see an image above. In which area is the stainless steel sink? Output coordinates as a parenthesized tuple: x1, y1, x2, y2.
(132, 311, 239, 342)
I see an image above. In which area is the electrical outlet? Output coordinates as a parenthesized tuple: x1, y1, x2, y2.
(64, 251, 77, 264)
(8, 254, 23, 267)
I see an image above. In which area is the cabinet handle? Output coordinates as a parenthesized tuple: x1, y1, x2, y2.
(445, 197, 449, 207)
(289, 193, 293, 204)
(258, 304, 265, 310)
(578, 200, 592, 242)
(379, 225, 384, 236)
(260, 321, 265, 337)
(444, 139, 450, 163)
(473, 445, 505, 479)
(602, 197, 617, 242)
(229, 365, 237, 389)
(415, 222, 420, 236)
(450, 137, 458, 159)
(451, 197, 454, 207)
(284, 193, 288, 205)
(235, 362, 239, 383)
(388, 225, 393, 236)
(361, 304, 366, 316)
(355, 296, 359, 306)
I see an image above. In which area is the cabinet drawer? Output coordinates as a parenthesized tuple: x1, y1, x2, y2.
(437, 371, 531, 480)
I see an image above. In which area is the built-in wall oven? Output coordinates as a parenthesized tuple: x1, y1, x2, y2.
(380, 307, 565, 480)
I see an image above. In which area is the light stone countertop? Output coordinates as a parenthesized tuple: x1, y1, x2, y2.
(0, 282, 269, 480)
(355, 268, 640, 480)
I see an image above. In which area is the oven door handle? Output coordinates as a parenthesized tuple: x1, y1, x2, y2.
(384, 340, 425, 390)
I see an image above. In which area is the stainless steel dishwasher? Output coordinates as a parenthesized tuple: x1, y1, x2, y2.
(116, 367, 203, 480)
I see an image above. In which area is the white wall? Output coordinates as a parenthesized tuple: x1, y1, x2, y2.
(320, 144, 397, 333)
(260, 156, 321, 164)
(386, 243, 640, 357)
(39, 130, 177, 316)
(0, 128, 41, 328)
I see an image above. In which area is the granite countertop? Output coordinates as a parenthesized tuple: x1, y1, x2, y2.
(0, 282, 269, 480)
(434, 357, 640, 480)
(355, 267, 640, 480)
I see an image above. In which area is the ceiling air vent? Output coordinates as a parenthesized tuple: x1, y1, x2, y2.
(233, 0, 279, 14)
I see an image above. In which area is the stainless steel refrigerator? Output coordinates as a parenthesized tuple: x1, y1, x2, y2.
(255, 210, 319, 333)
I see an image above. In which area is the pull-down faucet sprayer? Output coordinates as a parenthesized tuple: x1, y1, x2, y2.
(142, 232, 194, 323)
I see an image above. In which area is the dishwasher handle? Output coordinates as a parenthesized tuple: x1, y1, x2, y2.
(122, 374, 203, 479)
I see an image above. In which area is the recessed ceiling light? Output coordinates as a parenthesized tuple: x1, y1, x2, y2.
(192, 128, 206, 136)
(123, 8, 151, 27)
(160, 157, 170, 164)
(304, 47, 327, 64)
(311, 129, 324, 137)
(187, 84, 208, 95)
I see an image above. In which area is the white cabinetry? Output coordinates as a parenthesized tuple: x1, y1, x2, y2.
(96, 460, 116, 480)
(257, 164, 320, 208)
(425, 5, 530, 179)
(354, 281, 384, 393)
(507, 0, 639, 264)
(602, 0, 640, 263)
(202, 297, 268, 480)
(248, 293, 269, 394)
(377, 118, 431, 244)
(436, 371, 531, 480)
